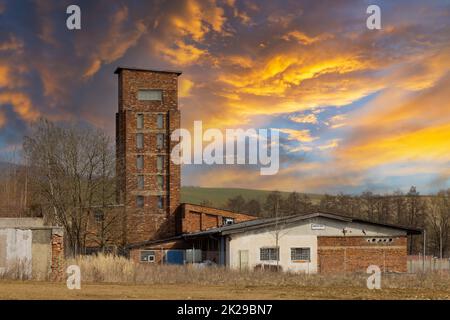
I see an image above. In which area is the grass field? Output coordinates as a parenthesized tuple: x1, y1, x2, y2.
(0, 281, 449, 299)
(180, 186, 322, 209)
(2, 255, 449, 300)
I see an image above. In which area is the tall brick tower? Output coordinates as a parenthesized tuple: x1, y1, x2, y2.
(115, 67, 181, 244)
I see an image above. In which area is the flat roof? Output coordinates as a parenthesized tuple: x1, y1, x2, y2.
(114, 67, 182, 76)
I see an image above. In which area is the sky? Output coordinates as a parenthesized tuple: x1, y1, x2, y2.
(0, 0, 449, 194)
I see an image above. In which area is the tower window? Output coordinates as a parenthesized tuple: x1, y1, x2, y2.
(156, 155, 164, 172)
(157, 196, 164, 209)
(156, 133, 165, 149)
(137, 114, 144, 129)
(94, 211, 104, 224)
(138, 90, 162, 101)
(136, 133, 144, 149)
(136, 196, 144, 208)
(157, 114, 165, 129)
(137, 155, 144, 170)
(137, 175, 144, 189)
(157, 175, 164, 190)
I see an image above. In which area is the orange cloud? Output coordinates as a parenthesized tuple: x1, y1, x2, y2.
(0, 34, 24, 52)
(0, 92, 40, 122)
(0, 110, 5, 128)
(279, 128, 317, 143)
(179, 78, 194, 97)
(282, 30, 333, 45)
(82, 6, 147, 78)
(290, 113, 318, 124)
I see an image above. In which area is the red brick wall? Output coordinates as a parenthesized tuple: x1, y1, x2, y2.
(178, 204, 257, 234)
(50, 232, 64, 281)
(116, 69, 181, 244)
(317, 236, 408, 273)
(129, 239, 188, 264)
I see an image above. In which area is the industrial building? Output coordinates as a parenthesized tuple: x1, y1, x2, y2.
(114, 67, 422, 273)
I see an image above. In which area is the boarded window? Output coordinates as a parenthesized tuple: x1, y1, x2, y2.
(156, 133, 165, 149)
(138, 90, 162, 101)
(260, 247, 279, 261)
(136, 155, 144, 170)
(157, 175, 164, 190)
(137, 175, 144, 189)
(291, 248, 310, 261)
(137, 114, 144, 129)
(136, 133, 144, 149)
(157, 114, 165, 129)
(136, 196, 144, 208)
(140, 250, 155, 262)
(156, 155, 164, 172)
(94, 211, 104, 224)
(157, 196, 164, 209)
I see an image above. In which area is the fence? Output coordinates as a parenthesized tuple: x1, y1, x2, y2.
(408, 255, 450, 273)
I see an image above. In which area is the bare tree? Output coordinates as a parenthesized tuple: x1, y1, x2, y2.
(23, 119, 116, 256)
(427, 191, 450, 258)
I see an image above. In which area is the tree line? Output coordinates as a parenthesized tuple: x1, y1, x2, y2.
(224, 187, 449, 257)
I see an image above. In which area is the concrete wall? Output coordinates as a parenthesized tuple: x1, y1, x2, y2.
(227, 217, 408, 273)
(0, 218, 44, 228)
(0, 228, 32, 277)
(0, 226, 64, 280)
(228, 232, 318, 273)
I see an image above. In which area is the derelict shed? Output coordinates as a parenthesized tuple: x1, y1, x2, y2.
(0, 218, 64, 280)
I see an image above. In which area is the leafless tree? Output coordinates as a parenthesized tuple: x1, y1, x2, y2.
(23, 118, 117, 256)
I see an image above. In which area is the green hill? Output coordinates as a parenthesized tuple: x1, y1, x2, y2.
(181, 186, 322, 209)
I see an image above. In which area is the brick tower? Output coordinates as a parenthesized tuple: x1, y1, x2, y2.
(115, 67, 181, 244)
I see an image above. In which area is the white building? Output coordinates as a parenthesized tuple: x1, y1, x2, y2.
(185, 212, 421, 273)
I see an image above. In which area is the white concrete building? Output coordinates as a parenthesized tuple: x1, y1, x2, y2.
(184, 212, 421, 273)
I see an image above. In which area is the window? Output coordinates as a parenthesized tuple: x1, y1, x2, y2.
(157, 175, 164, 190)
(156, 155, 164, 172)
(136, 196, 144, 208)
(137, 175, 144, 190)
(291, 248, 310, 261)
(94, 211, 104, 224)
(136, 133, 144, 149)
(223, 217, 234, 225)
(138, 90, 162, 101)
(157, 196, 164, 209)
(136, 155, 144, 170)
(156, 133, 165, 149)
(137, 114, 144, 129)
(157, 114, 165, 129)
(260, 247, 279, 261)
(140, 250, 155, 263)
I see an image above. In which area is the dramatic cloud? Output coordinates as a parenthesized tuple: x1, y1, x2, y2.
(1, 0, 450, 193)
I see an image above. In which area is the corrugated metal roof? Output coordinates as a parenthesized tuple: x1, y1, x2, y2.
(126, 211, 422, 249)
(183, 211, 422, 237)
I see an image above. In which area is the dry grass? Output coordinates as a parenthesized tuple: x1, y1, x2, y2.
(67, 254, 450, 291)
(0, 254, 449, 299)
(0, 259, 32, 281)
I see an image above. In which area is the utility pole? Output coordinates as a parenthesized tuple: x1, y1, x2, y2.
(422, 229, 426, 272)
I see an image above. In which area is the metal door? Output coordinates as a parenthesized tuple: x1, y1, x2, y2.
(165, 250, 185, 265)
(239, 250, 249, 270)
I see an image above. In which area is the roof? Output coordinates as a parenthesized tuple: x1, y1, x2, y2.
(114, 67, 182, 76)
(180, 202, 258, 217)
(126, 211, 422, 249)
(185, 211, 423, 236)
